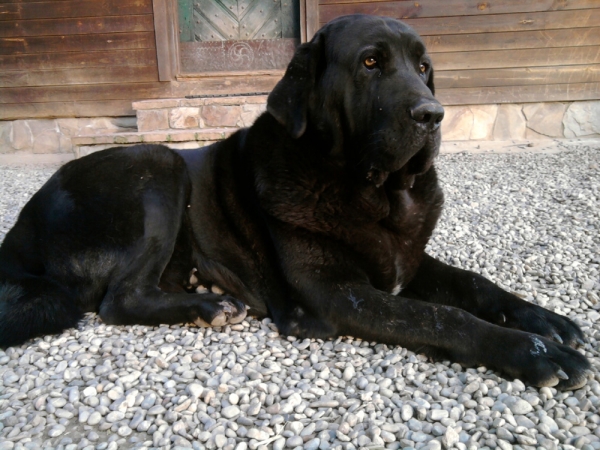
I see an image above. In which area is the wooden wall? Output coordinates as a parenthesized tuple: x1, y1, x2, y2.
(0, 0, 281, 120)
(319, 0, 600, 105)
(1, 0, 599, 120)
(0, 0, 160, 119)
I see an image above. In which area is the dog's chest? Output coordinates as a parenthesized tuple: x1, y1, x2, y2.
(349, 164, 445, 287)
(260, 165, 442, 291)
(353, 190, 436, 292)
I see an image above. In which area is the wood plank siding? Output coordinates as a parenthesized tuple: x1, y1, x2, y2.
(0, 0, 159, 119)
(0, 0, 598, 120)
(0, 0, 285, 119)
(319, 0, 600, 105)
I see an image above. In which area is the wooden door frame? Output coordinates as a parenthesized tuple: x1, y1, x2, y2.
(152, 0, 318, 81)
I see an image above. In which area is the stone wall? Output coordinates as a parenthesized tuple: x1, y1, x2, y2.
(134, 96, 268, 132)
(0, 117, 136, 154)
(441, 101, 600, 141)
(0, 101, 598, 156)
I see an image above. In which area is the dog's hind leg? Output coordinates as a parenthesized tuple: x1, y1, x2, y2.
(97, 190, 248, 329)
(99, 287, 248, 328)
(0, 277, 82, 348)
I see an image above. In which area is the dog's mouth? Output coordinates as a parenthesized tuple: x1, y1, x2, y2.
(366, 140, 439, 190)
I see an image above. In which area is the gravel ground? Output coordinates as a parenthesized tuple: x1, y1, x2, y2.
(0, 142, 599, 450)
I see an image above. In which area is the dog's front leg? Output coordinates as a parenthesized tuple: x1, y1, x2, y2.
(403, 254, 586, 348)
(278, 281, 589, 389)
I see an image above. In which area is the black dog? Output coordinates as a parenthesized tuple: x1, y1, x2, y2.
(0, 15, 590, 389)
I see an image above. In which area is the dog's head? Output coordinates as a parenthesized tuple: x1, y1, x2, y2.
(268, 14, 443, 190)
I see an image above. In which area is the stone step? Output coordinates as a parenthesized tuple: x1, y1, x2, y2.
(71, 95, 269, 158)
(72, 127, 236, 158)
(132, 94, 269, 111)
(133, 95, 268, 132)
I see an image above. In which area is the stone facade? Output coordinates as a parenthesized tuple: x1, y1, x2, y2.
(1, 100, 598, 156)
(0, 117, 136, 154)
(440, 100, 600, 142)
(135, 96, 268, 132)
(563, 102, 600, 138)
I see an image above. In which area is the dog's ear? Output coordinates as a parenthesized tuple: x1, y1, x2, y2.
(427, 65, 435, 96)
(267, 38, 322, 139)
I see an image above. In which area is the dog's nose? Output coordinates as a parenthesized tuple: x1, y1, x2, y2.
(410, 101, 445, 129)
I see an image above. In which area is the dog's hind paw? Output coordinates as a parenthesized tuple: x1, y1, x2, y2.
(193, 296, 248, 328)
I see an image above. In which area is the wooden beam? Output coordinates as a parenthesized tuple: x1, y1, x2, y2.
(436, 82, 600, 105)
(434, 65, 600, 89)
(0, 76, 282, 103)
(0, 32, 156, 55)
(0, 100, 136, 120)
(0, 0, 152, 21)
(0, 15, 154, 37)
(300, 0, 307, 42)
(0, 48, 157, 71)
(0, 0, 77, 3)
(406, 9, 600, 36)
(319, 0, 596, 16)
(152, 0, 179, 81)
(431, 45, 600, 71)
(422, 27, 600, 54)
(0, 65, 159, 87)
(319, 9, 600, 35)
(305, 0, 319, 41)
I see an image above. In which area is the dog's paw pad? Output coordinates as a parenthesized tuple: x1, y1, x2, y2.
(209, 313, 228, 327)
(195, 285, 209, 294)
(227, 302, 248, 324)
(211, 285, 225, 295)
(194, 317, 211, 327)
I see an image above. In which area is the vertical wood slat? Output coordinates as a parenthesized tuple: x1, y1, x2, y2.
(305, 0, 319, 41)
(153, 0, 179, 81)
(300, 0, 307, 42)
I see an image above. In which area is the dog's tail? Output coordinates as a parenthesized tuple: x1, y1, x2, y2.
(0, 281, 83, 348)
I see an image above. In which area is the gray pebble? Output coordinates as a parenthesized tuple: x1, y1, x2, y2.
(221, 405, 240, 419)
(87, 412, 102, 426)
(304, 438, 320, 450)
(286, 436, 303, 447)
(47, 425, 66, 437)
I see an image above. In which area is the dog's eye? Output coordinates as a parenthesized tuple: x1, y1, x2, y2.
(364, 57, 378, 69)
(419, 63, 429, 74)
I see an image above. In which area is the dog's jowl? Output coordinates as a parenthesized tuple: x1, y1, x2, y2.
(0, 15, 590, 389)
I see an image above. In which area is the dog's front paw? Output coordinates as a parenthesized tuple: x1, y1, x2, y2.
(193, 296, 248, 327)
(502, 302, 586, 348)
(493, 330, 590, 390)
(276, 306, 336, 340)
